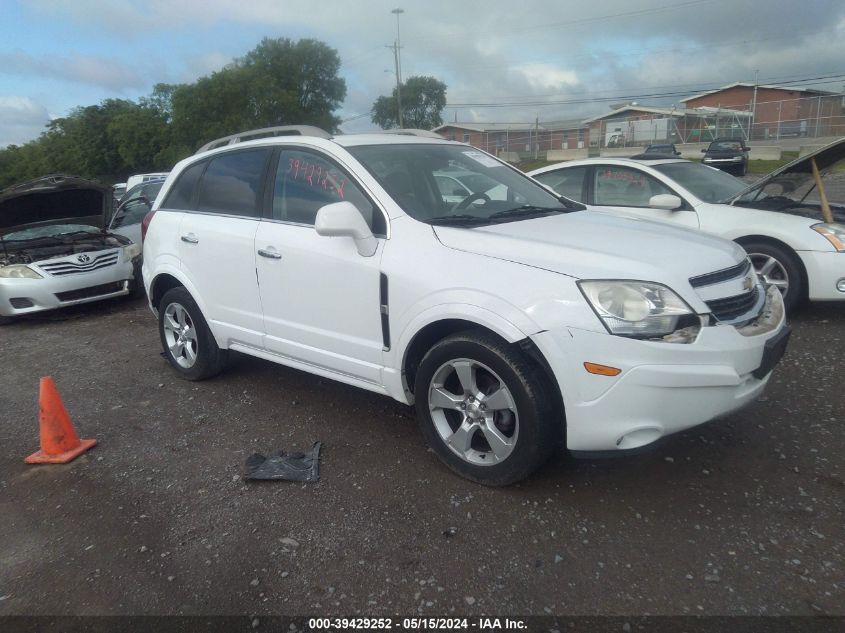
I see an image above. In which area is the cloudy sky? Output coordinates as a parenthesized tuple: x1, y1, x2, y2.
(1, 0, 844, 146)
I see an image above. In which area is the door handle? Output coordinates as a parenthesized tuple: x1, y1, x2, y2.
(180, 234, 199, 244)
(257, 248, 282, 259)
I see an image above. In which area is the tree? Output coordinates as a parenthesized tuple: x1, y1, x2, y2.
(371, 76, 447, 130)
(169, 37, 347, 150)
(0, 37, 347, 186)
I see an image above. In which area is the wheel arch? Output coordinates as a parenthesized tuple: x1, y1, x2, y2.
(149, 272, 184, 310)
(399, 318, 565, 441)
(734, 234, 809, 299)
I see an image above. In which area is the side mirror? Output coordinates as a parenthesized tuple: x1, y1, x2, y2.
(314, 201, 378, 257)
(700, 148, 708, 153)
(649, 194, 682, 211)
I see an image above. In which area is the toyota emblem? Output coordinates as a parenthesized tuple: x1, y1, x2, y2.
(77, 254, 91, 263)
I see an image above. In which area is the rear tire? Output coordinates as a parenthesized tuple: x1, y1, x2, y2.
(158, 287, 228, 380)
(413, 330, 558, 486)
(742, 241, 804, 312)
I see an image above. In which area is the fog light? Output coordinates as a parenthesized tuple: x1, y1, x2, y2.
(837, 278, 845, 293)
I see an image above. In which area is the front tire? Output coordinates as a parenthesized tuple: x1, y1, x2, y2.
(158, 287, 228, 380)
(413, 331, 558, 486)
(743, 241, 804, 312)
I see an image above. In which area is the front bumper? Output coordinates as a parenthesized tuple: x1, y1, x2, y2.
(0, 255, 137, 317)
(797, 250, 845, 301)
(703, 157, 745, 165)
(531, 287, 788, 452)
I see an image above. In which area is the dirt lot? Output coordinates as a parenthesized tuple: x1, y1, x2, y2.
(0, 295, 843, 621)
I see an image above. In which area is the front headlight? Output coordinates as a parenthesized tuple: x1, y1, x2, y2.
(578, 280, 696, 338)
(123, 243, 142, 259)
(0, 264, 42, 279)
(812, 223, 845, 252)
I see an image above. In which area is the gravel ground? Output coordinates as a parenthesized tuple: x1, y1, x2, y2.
(0, 295, 843, 619)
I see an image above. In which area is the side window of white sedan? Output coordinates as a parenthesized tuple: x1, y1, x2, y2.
(533, 167, 586, 202)
(593, 166, 674, 207)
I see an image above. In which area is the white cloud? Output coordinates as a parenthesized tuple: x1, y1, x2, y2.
(514, 63, 579, 91)
(0, 51, 146, 91)
(0, 96, 50, 147)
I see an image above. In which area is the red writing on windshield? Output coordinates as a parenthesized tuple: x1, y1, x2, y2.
(288, 158, 346, 200)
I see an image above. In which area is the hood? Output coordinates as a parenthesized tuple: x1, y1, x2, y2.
(729, 137, 845, 221)
(433, 211, 746, 296)
(0, 175, 111, 238)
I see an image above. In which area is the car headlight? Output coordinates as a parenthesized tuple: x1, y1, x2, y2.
(578, 280, 696, 338)
(123, 243, 142, 259)
(812, 223, 845, 252)
(0, 264, 42, 279)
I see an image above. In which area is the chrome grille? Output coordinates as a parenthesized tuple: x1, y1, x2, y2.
(689, 259, 751, 288)
(38, 251, 119, 276)
(706, 287, 760, 322)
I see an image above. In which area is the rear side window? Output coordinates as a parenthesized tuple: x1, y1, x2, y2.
(272, 149, 384, 234)
(533, 167, 586, 202)
(162, 161, 205, 210)
(196, 149, 272, 218)
(593, 166, 673, 207)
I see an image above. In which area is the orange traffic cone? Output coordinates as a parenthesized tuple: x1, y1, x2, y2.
(24, 377, 97, 464)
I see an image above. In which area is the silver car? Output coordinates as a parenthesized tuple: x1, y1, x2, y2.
(0, 175, 142, 324)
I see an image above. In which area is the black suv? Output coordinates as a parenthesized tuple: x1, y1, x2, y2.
(701, 138, 749, 176)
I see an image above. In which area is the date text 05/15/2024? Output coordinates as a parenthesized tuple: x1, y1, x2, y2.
(307, 617, 528, 630)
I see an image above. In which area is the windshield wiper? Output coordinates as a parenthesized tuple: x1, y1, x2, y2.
(486, 205, 569, 221)
(424, 214, 492, 227)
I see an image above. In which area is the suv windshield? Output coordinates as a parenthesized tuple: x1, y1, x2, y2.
(708, 140, 745, 152)
(653, 162, 746, 203)
(348, 143, 571, 225)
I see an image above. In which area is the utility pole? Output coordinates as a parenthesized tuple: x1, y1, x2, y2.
(749, 69, 759, 141)
(391, 8, 404, 128)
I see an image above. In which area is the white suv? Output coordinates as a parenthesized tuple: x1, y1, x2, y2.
(142, 127, 790, 485)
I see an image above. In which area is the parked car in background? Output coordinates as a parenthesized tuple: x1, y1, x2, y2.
(142, 126, 788, 485)
(701, 138, 749, 176)
(112, 182, 127, 202)
(644, 143, 681, 156)
(433, 169, 504, 204)
(125, 172, 169, 192)
(0, 175, 142, 324)
(528, 141, 845, 311)
(109, 178, 166, 245)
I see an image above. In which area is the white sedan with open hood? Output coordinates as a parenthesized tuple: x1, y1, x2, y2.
(0, 175, 142, 323)
(529, 139, 845, 311)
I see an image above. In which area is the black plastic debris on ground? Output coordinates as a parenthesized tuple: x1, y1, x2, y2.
(244, 442, 321, 482)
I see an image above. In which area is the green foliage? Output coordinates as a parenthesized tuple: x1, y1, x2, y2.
(0, 37, 346, 189)
(372, 76, 447, 130)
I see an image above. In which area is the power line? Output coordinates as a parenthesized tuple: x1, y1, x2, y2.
(444, 72, 845, 109)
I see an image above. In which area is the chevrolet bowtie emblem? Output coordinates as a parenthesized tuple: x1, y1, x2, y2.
(742, 276, 754, 291)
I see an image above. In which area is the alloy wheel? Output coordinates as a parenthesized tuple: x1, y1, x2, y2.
(427, 358, 519, 466)
(748, 253, 789, 298)
(162, 302, 198, 368)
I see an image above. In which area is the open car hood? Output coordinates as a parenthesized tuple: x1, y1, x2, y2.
(728, 137, 845, 221)
(0, 175, 111, 238)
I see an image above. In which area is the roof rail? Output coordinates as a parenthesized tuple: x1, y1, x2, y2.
(196, 125, 332, 154)
(378, 129, 445, 139)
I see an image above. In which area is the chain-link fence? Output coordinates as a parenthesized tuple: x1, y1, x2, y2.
(445, 92, 845, 158)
